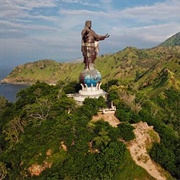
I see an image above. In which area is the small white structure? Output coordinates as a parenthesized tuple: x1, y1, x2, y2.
(99, 101, 116, 114)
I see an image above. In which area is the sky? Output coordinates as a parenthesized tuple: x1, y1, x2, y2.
(0, 0, 180, 68)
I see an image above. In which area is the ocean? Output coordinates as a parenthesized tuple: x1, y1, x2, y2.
(0, 66, 28, 102)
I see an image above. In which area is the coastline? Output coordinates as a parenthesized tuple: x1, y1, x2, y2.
(0, 79, 33, 85)
(0, 78, 56, 86)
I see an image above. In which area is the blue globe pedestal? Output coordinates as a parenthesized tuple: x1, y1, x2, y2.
(79, 69, 102, 87)
(71, 68, 106, 104)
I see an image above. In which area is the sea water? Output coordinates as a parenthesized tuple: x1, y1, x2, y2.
(0, 66, 28, 102)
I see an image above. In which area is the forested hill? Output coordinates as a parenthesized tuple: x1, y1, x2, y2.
(0, 44, 180, 179)
(2, 46, 180, 88)
(158, 32, 180, 46)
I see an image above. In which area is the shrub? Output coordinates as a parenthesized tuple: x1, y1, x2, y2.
(117, 123, 135, 141)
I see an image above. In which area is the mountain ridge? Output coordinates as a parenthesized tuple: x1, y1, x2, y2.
(1, 31, 180, 86)
(158, 32, 180, 46)
(2, 46, 180, 85)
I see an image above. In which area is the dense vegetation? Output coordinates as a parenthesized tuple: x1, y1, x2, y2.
(0, 78, 179, 179)
(108, 86, 180, 179)
(0, 34, 180, 179)
(1, 82, 157, 179)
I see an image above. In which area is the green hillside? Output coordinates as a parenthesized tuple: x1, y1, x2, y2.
(0, 45, 180, 179)
(0, 82, 176, 180)
(1, 59, 84, 84)
(2, 46, 180, 89)
(158, 32, 180, 46)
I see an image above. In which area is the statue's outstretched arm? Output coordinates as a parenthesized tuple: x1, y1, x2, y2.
(91, 30, 110, 41)
(104, 33, 110, 38)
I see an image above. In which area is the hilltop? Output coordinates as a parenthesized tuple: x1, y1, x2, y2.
(158, 32, 180, 46)
(1, 59, 84, 85)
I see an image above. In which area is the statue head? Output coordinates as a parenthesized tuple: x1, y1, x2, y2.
(85, 20, 91, 29)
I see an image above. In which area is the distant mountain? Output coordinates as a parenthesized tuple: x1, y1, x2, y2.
(1, 59, 84, 85)
(158, 32, 180, 46)
(1, 46, 180, 94)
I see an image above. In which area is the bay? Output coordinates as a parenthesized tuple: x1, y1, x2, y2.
(0, 83, 28, 102)
(0, 66, 28, 102)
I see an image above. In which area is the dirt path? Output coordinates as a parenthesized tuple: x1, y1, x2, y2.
(127, 122, 166, 180)
(92, 112, 120, 127)
(92, 113, 167, 180)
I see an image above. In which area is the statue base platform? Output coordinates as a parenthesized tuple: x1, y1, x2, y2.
(67, 83, 106, 105)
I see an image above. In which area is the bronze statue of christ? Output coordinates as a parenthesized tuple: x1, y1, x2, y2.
(81, 20, 109, 70)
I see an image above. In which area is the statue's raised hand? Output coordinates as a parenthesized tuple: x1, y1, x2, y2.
(104, 33, 110, 38)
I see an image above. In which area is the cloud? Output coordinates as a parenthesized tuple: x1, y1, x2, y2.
(0, 20, 59, 40)
(61, 0, 100, 7)
(1, 0, 57, 19)
(118, 0, 180, 23)
(60, 9, 108, 17)
(0, 0, 180, 67)
(58, 0, 180, 32)
(110, 22, 180, 50)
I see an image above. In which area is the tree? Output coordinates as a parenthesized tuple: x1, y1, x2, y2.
(3, 116, 26, 148)
(117, 123, 135, 141)
(25, 97, 53, 123)
(150, 143, 177, 176)
(95, 141, 126, 179)
(82, 98, 99, 116)
(0, 96, 8, 112)
(92, 128, 111, 149)
(0, 162, 7, 180)
(101, 79, 119, 92)
(108, 90, 119, 102)
(62, 81, 81, 94)
(97, 96, 106, 108)
(16, 82, 59, 109)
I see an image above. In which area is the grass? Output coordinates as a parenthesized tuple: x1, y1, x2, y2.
(114, 150, 156, 180)
(4, 46, 180, 95)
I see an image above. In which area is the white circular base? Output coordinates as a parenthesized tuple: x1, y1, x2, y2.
(79, 88, 104, 96)
(67, 83, 106, 105)
(72, 91, 106, 105)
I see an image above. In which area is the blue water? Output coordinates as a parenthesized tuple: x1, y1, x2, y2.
(0, 66, 28, 102)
